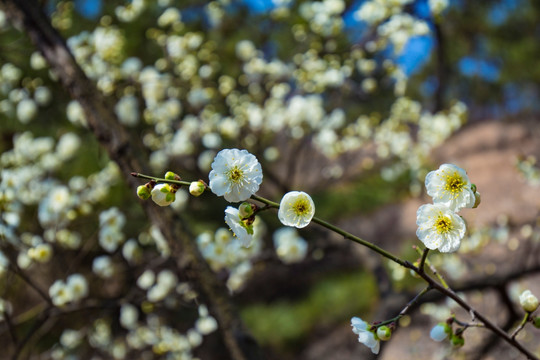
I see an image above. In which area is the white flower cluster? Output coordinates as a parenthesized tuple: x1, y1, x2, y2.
(139, 269, 178, 302)
(57, 5, 465, 180)
(299, 0, 346, 37)
(351, 317, 380, 354)
(416, 164, 479, 253)
(354, 0, 414, 25)
(377, 14, 430, 54)
(197, 225, 263, 292)
(49, 273, 89, 306)
(99, 207, 126, 252)
(0, 63, 53, 125)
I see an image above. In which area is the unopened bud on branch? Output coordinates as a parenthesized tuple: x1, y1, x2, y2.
(189, 180, 206, 197)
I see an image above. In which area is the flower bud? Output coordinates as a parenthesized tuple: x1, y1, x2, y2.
(519, 290, 539, 313)
(451, 334, 464, 347)
(533, 317, 540, 328)
(164, 171, 180, 181)
(376, 325, 391, 341)
(137, 185, 151, 200)
(189, 181, 205, 197)
(151, 183, 175, 206)
(238, 202, 254, 219)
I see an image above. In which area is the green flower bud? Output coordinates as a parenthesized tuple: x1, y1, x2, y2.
(238, 202, 254, 219)
(164, 171, 179, 180)
(376, 325, 391, 341)
(533, 317, 540, 329)
(137, 185, 151, 200)
(189, 181, 205, 197)
(451, 334, 464, 347)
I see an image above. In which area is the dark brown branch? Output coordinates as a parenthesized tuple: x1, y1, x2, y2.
(0, 1, 261, 359)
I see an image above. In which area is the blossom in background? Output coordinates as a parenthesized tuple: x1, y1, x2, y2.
(425, 163, 476, 212)
(278, 191, 315, 228)
(49, 280, 73, 306)
(151, 183, 176, 206)
(224, 206, 253, 247)
(273, 227, 308, 264)
(519, 290, 539, 313)
(66, 273, 88, 302)
(351, 317, 380, 354)
(208, 149, 262, 202)
(416, 203, 466, 253)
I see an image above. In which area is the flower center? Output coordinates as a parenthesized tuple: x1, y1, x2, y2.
(434, 215, 452, 234)
(444, 173, 464, 194)
(227, 166, 244, 183)
(293, 198, 311, 216)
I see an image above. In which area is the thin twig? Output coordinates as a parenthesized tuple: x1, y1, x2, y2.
(511, 313, 531, 340)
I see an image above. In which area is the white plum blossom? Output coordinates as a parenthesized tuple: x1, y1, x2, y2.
(425, 164, 476, 212)
(351, 317, 380, 354)
(49, 280, 72, 306)
(114, 95, 140, 126)
(209, 149, 263, 202)
(224, 206, 253, 247)
(416, 203, 466, 253)
(66, 273, 89, 302)
(92, 255, 114, 278)
(519, 290, 539, 313)
(16, 99, 38, 124)
(278, 191, 315, 228)
(195, 305, 218, 335)
(137, 269, 155, 290)
(120, 303, 139, 330)
(27, 243, 53, 263)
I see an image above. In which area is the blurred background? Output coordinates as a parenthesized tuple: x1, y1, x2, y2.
(1, 0, 540, 359)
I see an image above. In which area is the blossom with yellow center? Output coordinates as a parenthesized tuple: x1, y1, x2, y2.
(278, 191, 315, 228)
(416, 203, 466, 253)
(425, 164, 476, 212)
(209, 149, 263, 202)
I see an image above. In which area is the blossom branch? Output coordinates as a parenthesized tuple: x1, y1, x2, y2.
(131, 170, 539, 360)
(413, 245, 450, 289)
(418, 248, 429, 274)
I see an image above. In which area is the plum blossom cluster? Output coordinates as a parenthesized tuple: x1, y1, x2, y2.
(416, 164, 480, 253)
(53, 0, 465, 184)
(196, 225, 264, 293)
(139, 148, 316, 291)
(350, 317, 394, 355)
(0, 62, 53, 125)
(49, 273, 89, 306)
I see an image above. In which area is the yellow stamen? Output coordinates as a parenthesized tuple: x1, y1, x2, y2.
(434, 214, 452, 234)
